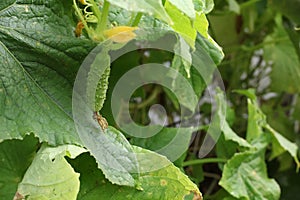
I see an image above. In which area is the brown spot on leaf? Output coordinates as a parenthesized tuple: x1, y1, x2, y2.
(192, 190, 202, 200)
(13, 192, 24, 200)
(160, 179, 168, 186)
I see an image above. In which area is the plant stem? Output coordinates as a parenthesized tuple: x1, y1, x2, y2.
(129, 87, 162, 109)
(131, 13, 143, 26)
(240, 0, 262, 9)
(272, 92, 284, 109)
(182, 158, 227, 167)
(97, 0, 110, 33)
(224, 37, 288, 54)
(241, 37, 288, 52)
(128, 13, 136, 26)
(89, 0, 102, 23)
(205, 179, 218, 196)
(203, 172, 221, 180)
(73, 0, 93, 36)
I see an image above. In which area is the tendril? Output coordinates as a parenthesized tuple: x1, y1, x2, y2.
(79, 0, 98, 23)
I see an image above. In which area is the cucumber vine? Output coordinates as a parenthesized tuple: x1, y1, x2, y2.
(73, 0, 142, 131)
(73, 0, 141, 41)
(73, 0, 110, 41)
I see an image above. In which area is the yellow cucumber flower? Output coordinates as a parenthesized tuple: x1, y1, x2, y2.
(104, 26, 138, 43)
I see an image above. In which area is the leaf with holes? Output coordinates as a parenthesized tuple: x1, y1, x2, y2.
(17, 144, 86, 199)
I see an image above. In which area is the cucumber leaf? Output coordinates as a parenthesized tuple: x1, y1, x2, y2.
(209, 90, 251, 149)
(0, 0, 95, 145)
(263, 21, 300, 93)
(219, 151, 281, 200)
(106, 0, 172, 24)
(168, 0, 196, 19)
(17, 144, 86, 200)
(0, 135, 38, 200)
(131, 125, 197, 162)
(193, 0, 214, 14)
(165, 1, 197, 47)
(69, 148, 202, 200)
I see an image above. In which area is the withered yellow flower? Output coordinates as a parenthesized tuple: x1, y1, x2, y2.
(104, 26, 138, 43)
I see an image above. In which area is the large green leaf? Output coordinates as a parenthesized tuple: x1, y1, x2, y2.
(226, 0, 240, 14)
(212, 90, 251, 148)
(69, 148, 202, 200)
(0, 0, 95, 145)
(219, 151, 281, 200)
(173, 36, 193, 78)
(216, 135, 237, 170)
(0, 134, 38, 200)
(193, 0, 214, 14)
(261, 102, 296, 141)
(207, 13, 240, 51)
(269, 0, 300, 24)
(263, 21, 300, 93)
(74, 33, 206, 188)
(167, 37, 201, 111)
(106, 0, 172, 24)
(165, 1, 197, 47)
(266, 125, 300, 167)
(194, 15, 224, 65)
(108, 6, 132, 25)
(237, 89, 300, 167)
(235, 89, 266, 142)
(166, 32, 221, 112)
(131, 125, 197, 162)
(168, 0, 196, 19)
(74, 123, 140, 187)
(194, 13, 209, 38)
(246, 98, 266, 142)
(17, 144, 86, 199)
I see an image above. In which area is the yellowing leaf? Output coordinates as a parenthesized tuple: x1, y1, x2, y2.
(104, 26, 138, 43)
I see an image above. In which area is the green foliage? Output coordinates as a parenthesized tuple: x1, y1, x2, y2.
(206, 0, 300, 198)
(212, 91, 251, 148)
(86, 41, 111, 111)
(263, 18, 300, 93)
(82, 126, 140, 187)
(17, 144, 86, 199)
(106, 0, 172, 24)
(165, 2, 197, 47)
(0, 135, 38, 199)
(211, 89, 298, 199)
(69, 148, 201, 200)
(131, 126, 198, 162)
(220, 151, 281, 200)
(168, 0, 196, 19)
(269, 0, 300, 24)
(0, 0, 93, 146)
(0, 0, 300, 199)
